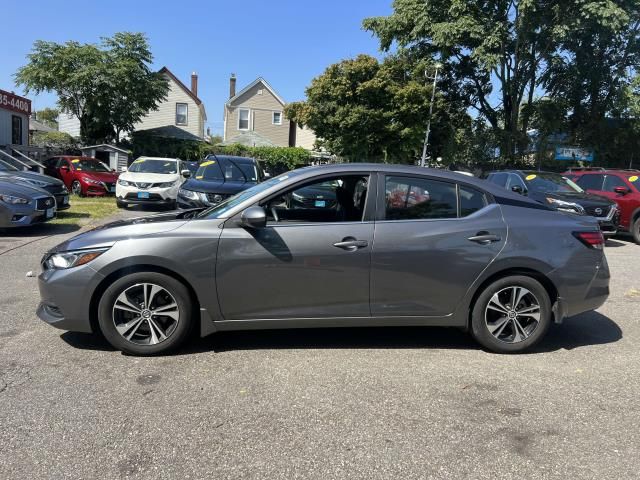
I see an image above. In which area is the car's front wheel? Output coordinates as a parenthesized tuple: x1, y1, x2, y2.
(71, 180, 83, 197)
(470, 275, 552, 353)
(632, 217, 640, 245)
(98, 272, 193, 355)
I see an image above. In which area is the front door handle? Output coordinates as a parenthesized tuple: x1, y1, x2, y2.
(468, 232, 501, 245)
(333, 237, 369, 251)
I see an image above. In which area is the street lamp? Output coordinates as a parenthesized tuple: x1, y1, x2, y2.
(420, 63, 443, 167)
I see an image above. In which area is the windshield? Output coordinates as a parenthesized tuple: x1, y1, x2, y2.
(128, 159, 178, 174)
(195, 160, 224, 181)
(197, 172, 296, 219)
(0, 159, 19, 172)
(71, 158, 111, 172)
(524, 173, 584, 194)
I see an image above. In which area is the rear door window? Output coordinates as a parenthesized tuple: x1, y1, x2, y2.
(576, 174, 605, 191)
(459, 186, 488, 217)
(603, 175, 628, 192)
(385, 176, 458, 220)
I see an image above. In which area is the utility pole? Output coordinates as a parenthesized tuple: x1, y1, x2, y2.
(420, 63, 442, 167)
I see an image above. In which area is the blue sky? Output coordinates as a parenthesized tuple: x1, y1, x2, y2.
(1, 0, 392, 135)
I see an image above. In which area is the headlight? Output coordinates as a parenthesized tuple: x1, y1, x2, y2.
(155, 181, 177, 188)
(179, 188, 198, 200)
(44, 248, 109, 270)
(118, 179, 131, 186)
(546, 197, 585, 214)
(0, 194, 29, 205)
(61, 187, 69, 194)
(84, 178, 102, 185)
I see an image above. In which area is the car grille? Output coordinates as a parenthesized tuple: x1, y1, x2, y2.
(43, 184, 67, 195)
(584, 205, 612, 218)
(104, 182, 116, 191)
(36, 197, 56, 210)
(205, 192, 229, 203)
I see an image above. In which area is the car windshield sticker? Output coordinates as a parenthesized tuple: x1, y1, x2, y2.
(200, 160, 215, 166)
(629, 175, 638, 182)
(525, 174, 537, 181)
(71, 159, 80, 163)
(134, 159, 145, 163)
(196, 175, 203, 179)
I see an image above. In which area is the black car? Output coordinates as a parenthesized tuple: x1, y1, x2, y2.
(177, 155, 264, 208)
(0, 159, 70, 211)
(486, 170, 618, 236)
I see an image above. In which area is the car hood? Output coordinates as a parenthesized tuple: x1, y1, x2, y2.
(182, 178, 255, 195)
(78, 171, 119, 182)
(48, 209, 203, 253)
(120, 172, 180, 183)
(0, 170, 65, 187)
(529, 190, 616, 207)
(0, 177, 51, 197)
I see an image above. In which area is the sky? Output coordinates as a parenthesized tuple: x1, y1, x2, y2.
(1, 0, 393, 136)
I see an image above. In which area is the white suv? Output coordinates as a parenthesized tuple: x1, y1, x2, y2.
(116, 157, 187, 209)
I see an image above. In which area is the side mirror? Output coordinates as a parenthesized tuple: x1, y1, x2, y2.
(241, 206, 267, 229)
(614, 186, 630, 195)
(120, 166, 128, 172)
(263, 171, 271, 179)
(60, 165, 69, 171)
(181, 169, 192, 178)
(511, 185, 524, 195)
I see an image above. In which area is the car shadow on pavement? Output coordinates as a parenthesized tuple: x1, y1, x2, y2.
(0, 223, 81, 238)
(60, 311, 622, 355)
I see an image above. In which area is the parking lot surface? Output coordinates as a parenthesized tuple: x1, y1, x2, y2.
(0, 211, 639, 479)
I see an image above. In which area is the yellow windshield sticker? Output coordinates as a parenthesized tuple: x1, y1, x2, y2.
(629, 175, 638, 182)
(71, 159, 80, 163)
(134, 159, 145, 163)
(525, 174, 537, 181)
(76, 168, 82, 171)
(200, 160, 215, 166)
(196, 175, 203, 179)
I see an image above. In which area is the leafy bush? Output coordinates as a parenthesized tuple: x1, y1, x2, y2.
(202, 144, 311, 173)
(31, 131, 79, 150)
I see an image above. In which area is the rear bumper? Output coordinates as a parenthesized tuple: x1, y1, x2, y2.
(555, 255, 610, 321)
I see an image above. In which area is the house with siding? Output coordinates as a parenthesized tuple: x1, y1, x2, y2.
(58, 67, 207, 141)
(223, 75, 316, 149)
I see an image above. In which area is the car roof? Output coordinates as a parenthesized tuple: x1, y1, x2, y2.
(571, 169, 639, 176)
(54, 155, 98, 160)
(135, 157, 179, 161)
(205, 155, 257, 164)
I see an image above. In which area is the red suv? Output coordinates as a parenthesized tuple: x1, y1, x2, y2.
(565, 168, 640, 243)
(44, 156, 119, 197)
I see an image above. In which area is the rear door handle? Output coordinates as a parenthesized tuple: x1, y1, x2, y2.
(467, 232, 501, 244)
(333, 237, 369, 251)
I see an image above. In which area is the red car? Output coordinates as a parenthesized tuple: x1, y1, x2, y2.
(565, 168, 640, 243)
(44, 156, 119, 196)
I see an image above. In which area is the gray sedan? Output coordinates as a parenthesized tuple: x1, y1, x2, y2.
(0, 177, 57, 228)
(36, 164, 610, 355)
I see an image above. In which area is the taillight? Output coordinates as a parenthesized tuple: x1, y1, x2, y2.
(573, 231, 605, 250)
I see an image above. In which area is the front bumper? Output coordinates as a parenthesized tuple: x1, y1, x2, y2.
(0, 195, 57, 228)
(36, 263, 102, 333)
(116, 183, 178, 206)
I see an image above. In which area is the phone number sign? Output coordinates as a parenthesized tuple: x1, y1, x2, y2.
(0, 89, 31, 115)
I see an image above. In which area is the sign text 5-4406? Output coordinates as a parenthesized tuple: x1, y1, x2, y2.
(0, 90, 31, 115)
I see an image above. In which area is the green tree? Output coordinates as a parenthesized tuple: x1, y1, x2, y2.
(34, 107, 59, 128)
(285, 54, 470, 163)
(16, 32, 168, 145)
(363, 0, 640, 162)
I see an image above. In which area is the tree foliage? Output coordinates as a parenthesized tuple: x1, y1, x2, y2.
(16, 32, 168, 145)
(285, 54, 471, 163)
(34, 107, 59, 128)
(364, 0, 640, 162)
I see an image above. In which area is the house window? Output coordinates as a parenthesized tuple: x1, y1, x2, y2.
(238, 108, 250, 130)
(272, 111, 282, 125)
(11, 116, 23, 145)
(176, 103, 188, 125)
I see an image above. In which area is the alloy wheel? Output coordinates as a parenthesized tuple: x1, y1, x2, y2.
(112, 283, 180, 346)
(484, 286, 541, 344)
(71, 181, 82, 196)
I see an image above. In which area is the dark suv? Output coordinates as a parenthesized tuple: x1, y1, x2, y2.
(565, 168, 640, 244)
(177, 155, 264, 208)
(486, 170, 619, 236)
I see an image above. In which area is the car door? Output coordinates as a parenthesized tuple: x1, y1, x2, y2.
(601, 174, 636, 230)
(371, 174, 507, 317)
(215, 172, 376, 320)
(58, 159, 75, 188)
(44, 158, 60, 178)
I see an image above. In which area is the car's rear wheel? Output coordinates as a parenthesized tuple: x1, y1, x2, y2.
(470, 275, 551, 353)
(71, 180, 83, 196)
(632, 217, 640, 245)
(98, 272, 193, 355)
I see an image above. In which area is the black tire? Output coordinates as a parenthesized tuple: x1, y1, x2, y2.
(632, 217, 640, 245)
(98, 272, 194, 355)
(470, 275, 552, 353)
(71, 180, 84, 197)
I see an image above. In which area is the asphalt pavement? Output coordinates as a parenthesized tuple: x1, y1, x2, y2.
(0, 210, 639, 479)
